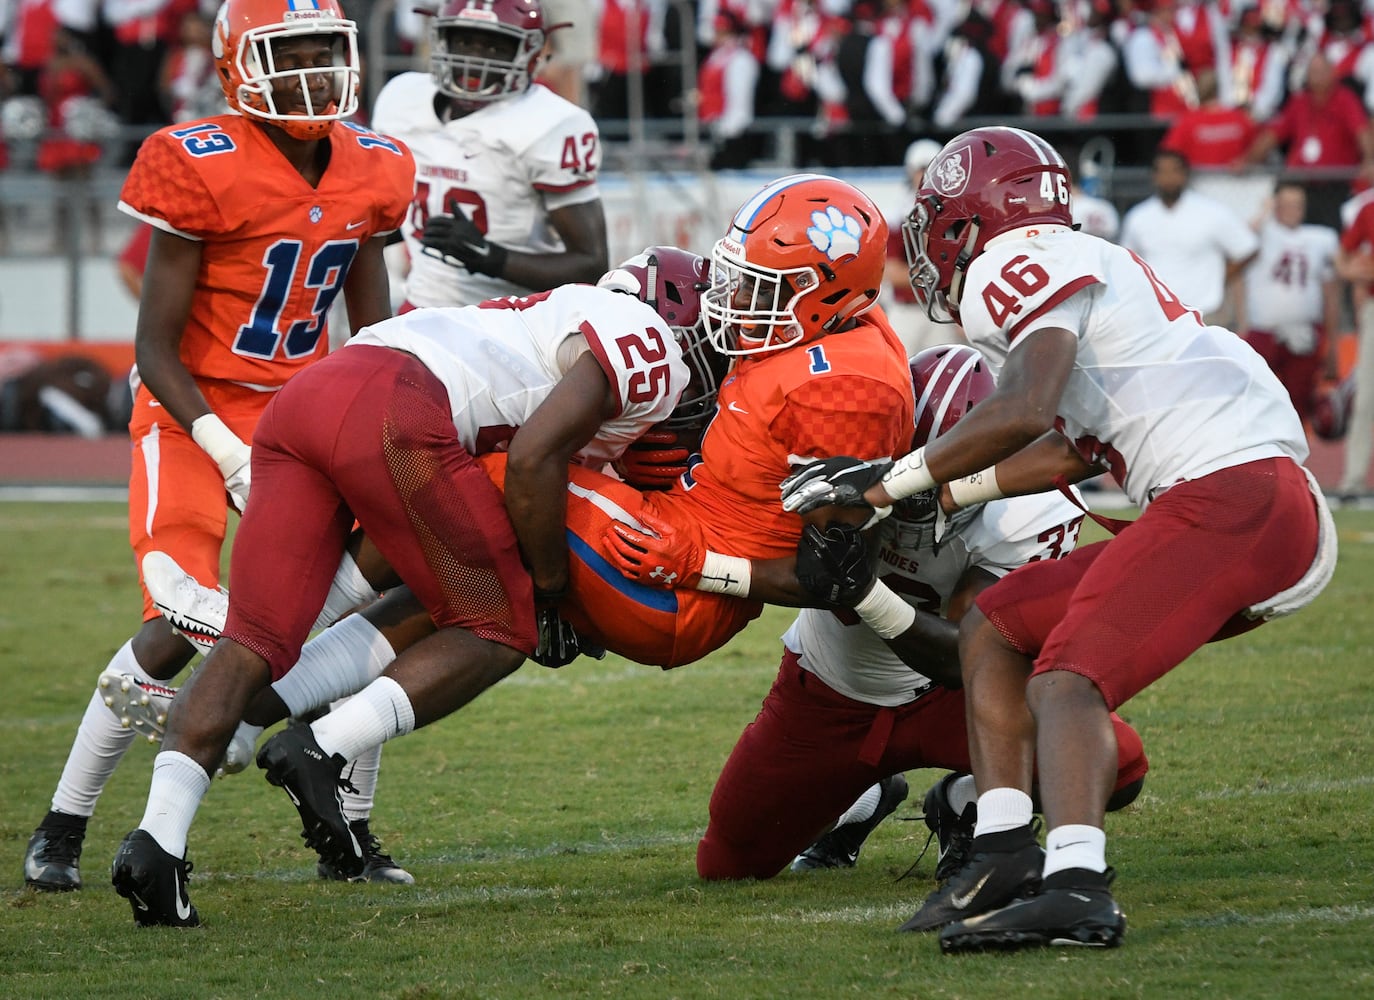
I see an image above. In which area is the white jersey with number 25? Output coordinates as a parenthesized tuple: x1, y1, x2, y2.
(347, 284, 687, 467)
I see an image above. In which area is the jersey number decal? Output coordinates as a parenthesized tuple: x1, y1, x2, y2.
(806, 344, 831, 374)
(979, 255, 1051, 326)
(610, 324, 671, 404)
(233, 239, 357, 360)
(1127, 250, 1202, 324)
(339, 121, 403, 155)
(412, 182, 490, 237)
(559, 132, 599, 174)
(170, 122, 235, 157)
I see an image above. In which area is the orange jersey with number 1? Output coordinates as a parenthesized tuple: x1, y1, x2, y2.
(118, 114, 414, 386)
(648, 310, 915, 562)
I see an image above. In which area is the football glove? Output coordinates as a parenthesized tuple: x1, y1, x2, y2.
(531, 606, 605, 669)
(604, 508, 705, 588)
(795, 522, 876, 607)
(780, 456, 893, 516)
(613, 430, 691, 490)
(420, 213, 508, 278)
(191, 413, 251, 513)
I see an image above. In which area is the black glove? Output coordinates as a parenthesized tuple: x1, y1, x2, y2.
(531, 606, 606, 668)
(420, 213, 508, 278)
(779, 456, 893, 516)
(893, 486, 940, 523)
(795, 521, 876, 607)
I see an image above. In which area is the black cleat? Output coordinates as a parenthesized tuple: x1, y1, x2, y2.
(111, 829, 200, 927)
(317, 819, 415, 884)
(791, 774, 910, 871)
(257, 725, 364, 878)
(939, 867, 1125, 953)
(23, 812, 86, 891)
(897, 822, 1043, 933)
(921, 773, 976, 883)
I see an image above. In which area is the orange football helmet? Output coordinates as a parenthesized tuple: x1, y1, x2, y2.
(211, 0, 360, 141)
(701, 173, 887, 356)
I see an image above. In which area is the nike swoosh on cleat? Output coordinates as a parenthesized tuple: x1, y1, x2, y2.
(174, 871, 193, 920)
(949, 871, 994, 909)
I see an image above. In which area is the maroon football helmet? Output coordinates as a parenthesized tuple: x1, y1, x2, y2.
(599, 246, 728, 431)
(903, 126, 1073, 321)
(429, 0, 559, 107)
(909, 344, 996, 448)
(1312, 374, 1356, 441)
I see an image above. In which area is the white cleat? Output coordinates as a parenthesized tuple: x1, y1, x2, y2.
(96, 668, 258, 778)
(141, 551, 228, 655)
(98, 668, 175, 743)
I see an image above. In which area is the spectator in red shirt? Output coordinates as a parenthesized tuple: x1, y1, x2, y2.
(1161, 67, 1258, 167)
(1242, 52, 1374, 230)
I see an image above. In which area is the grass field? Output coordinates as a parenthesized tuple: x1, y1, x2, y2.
(2, 501, 1373, 1000)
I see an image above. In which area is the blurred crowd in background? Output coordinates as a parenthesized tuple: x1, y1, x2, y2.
(7, 0, 1374, 179)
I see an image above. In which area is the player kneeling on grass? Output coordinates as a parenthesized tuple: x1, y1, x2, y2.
(693, 344, 1148, 884)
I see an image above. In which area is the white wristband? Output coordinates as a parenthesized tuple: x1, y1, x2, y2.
(852, 580, 918, 639)
(948, 467, 1004, 508)
(190, 413, 249, 478)
(696, 551, 753, 598)
(882, 446, 938, 501)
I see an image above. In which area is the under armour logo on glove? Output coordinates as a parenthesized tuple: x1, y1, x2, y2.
(420, 213, 509, 278)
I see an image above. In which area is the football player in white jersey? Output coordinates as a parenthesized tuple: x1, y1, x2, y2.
(1240, 180, 1342, 424)
(371, 0, 608, 309)
(696, 345, 1149, 884)
(781, 126, 1336, 953)
(109, 249, 716, 927)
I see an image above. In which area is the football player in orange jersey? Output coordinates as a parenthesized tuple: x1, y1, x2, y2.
(120, 177, 918, 893)
(22, 0, 415, 897)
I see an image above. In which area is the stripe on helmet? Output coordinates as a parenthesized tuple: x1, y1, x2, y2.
(728, 173, 837, 234)
(914, 347, 981, 445)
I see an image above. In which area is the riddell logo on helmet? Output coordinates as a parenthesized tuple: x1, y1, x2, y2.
(720, 236, 745, 258)
(931, 148, 971, 197)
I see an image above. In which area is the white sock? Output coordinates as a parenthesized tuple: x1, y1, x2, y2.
(834, 782, 881, 828)
(946, 774, 978, 817)
(139, 750, 211, 858)
(312, 551, 380, 630)
(311, 676, 415, 762)
(272, 615, 395, 718)
(973, 788, 1034, 837)
(51, 640, 148, 816)
(337, 713, 381, 822)
(1043, 824, 1107, 876)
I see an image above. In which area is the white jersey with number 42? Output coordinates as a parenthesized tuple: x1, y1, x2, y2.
(371, 73, 601, 308)
(958, 226, 1308, 508)
(346, 284, 687, 467)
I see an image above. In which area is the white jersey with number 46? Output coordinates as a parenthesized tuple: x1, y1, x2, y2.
(347, 284, 687, 467)
(371, 72, 601, 308)
(957, 226, 1308, 508)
